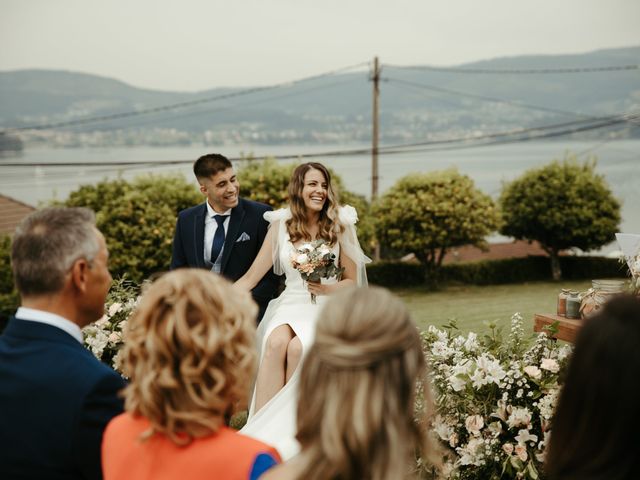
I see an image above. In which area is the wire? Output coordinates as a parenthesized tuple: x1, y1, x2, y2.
(2, 111, 637, 170)
(384, 63, 640, 74)
(383, 77, 600, 119)
(0, 62, 369, 132)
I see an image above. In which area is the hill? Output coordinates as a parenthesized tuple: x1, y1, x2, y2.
(1, 46, 638, 146)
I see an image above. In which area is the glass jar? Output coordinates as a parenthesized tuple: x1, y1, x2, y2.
(579, 279, 626, 319)
(556, 288, 570, 316)
(566, 291, 581, 319)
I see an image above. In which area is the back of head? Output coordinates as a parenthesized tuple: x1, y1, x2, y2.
(546, 295, 640, 480)
(121, 269, 257, 445)
(11, 207, 98, 297)
(193, 153, 232, 181)
(296, 286, 433, 480)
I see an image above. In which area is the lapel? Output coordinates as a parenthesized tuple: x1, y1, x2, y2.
(194, 203, 207, 268)
(220, 199, 245, 272)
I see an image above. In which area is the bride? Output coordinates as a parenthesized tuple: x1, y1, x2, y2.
(235, 162, 370, 459)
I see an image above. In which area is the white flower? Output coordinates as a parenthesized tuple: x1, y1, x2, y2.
(300, 243, 313, 252)
(464, 332, 479, 352)
(458, 438, 484, 466)
(318, 244, 331, 256)
(515, 429, 538, 445)
(514, 444, 528, 462)
(108, 302, 122, 316)
(431, 341, 454, 359)
(507, 407, 532, 428)
(465, 415, 484, 436)
(295, 253, 309, 264)
(523, 365, 542, 379)
(538, 389, 559, 421)
(556, 345, 572, 362)
(94, 315, 109, 328)
(540, 358, 560, 373)
(487, 421, 503, 436)
(434, 416, 454, 441)
(502, 443, 514, 455)
(108, 331, 121, 345)
(449, 374, 467, 392)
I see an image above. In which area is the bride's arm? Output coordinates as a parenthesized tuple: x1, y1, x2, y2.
(307, 248, 356, 297)
(235, 227, 275, 292)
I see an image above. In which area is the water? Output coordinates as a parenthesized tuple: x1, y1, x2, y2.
(1, 140, 638, 252)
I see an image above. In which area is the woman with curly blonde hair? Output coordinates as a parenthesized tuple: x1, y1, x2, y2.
(236, 162, 370, 459)
(263, 286, 440, 480)
(101, 269, 281, 480)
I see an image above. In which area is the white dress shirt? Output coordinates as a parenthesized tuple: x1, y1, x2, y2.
(15, 306, 83, 343)
(204, 202, 231, 272)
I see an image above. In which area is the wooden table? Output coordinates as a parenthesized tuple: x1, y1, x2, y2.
(533, 313, 582, 343)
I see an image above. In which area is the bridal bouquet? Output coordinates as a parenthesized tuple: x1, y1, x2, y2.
(422, 314, 572, 479)
(290, 239, 344, 304)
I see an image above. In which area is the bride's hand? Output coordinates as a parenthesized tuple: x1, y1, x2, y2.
(307, 281, 333, 296)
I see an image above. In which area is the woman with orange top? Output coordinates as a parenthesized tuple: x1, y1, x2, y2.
(101, 269, 280, 480)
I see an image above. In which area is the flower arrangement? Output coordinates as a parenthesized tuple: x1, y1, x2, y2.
(422, 314, 572, 479)
(615, 233, 640, 294)
(290, 239, 344, 303)
(82, 277, 140, 373)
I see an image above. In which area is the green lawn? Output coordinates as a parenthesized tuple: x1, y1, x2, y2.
(393, 280, 592, 335)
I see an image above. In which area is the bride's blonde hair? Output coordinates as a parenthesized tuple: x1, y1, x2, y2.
(286, 162, 343, 245)
(295, 286, 440, 479)
(121, 269, 257, 445)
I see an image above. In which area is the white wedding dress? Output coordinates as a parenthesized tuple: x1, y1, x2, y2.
(239, 205, 369, 460)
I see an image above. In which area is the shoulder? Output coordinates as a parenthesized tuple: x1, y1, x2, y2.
(239, 198, 273, 215)
(264, 207, 291, 223)
(337, 204, 358, 226)
(208, 427, 281, 461)
(177, 203, 206, 220)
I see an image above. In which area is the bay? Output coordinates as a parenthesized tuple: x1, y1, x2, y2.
(1, 140, 638, 252)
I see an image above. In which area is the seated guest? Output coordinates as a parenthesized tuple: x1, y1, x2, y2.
(0, 207, 125, 480)
(102, 269, 280, 480)
(545, 295, 640, 480)
(263, 286, 440, 480)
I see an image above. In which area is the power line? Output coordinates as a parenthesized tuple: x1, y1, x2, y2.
(0, 62, 369, 133)
(2, 111, 636, 169)
(384, 63, 640, 74)
(383, 76, 599, 119)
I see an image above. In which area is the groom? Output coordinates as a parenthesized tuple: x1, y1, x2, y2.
(171, 153, 279, 321)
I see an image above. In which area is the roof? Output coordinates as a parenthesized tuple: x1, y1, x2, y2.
(443, 240, 548, 264)
(0, 194, 36, 236)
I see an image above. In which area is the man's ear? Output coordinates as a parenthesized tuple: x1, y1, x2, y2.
(70, 258, 90, 293)
(199, 183, 207, 195)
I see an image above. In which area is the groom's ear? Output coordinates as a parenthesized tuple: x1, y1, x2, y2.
(199, 183, 207, 195)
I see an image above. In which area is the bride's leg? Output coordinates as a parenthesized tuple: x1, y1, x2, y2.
(254, 325, 294, 412)
(285, 336, 302, 382)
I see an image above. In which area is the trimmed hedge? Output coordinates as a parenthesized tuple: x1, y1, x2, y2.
(366, 255, 627, 288)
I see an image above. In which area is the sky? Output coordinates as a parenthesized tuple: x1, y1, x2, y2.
(1, 0, 639, 92)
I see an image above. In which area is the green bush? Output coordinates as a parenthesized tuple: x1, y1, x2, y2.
(0, 235, 19, 332)
(64, 174, 201, 283)
(365, 256, 626, 288)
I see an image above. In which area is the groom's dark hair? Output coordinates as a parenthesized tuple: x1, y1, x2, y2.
(194, 153, 232, 180)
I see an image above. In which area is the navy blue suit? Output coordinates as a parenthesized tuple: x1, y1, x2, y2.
(171, 198, 280, 321)
(0, 317, 125, 480)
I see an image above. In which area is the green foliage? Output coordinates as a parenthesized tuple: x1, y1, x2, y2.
(499, 154, 621, 279)
(365, 255, 626, 288)
(372, 169, 500, 277)
(0, 235, 19, 330)
(64, 174, 201, 283)
(237, 158, 375, 255)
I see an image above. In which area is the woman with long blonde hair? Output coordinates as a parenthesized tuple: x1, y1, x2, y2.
(101, 269, 281, 480)
(263, 286, 440, 480)
(236, 162, 370, 459)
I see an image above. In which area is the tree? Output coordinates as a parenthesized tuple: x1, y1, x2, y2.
(373, 169, 500, 279)
(499, 154, 621, 280)
(238, 158, 375, 255)
(64, 174, 201, 282)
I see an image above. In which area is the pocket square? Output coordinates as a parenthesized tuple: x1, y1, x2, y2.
(236, 232, 251, 243)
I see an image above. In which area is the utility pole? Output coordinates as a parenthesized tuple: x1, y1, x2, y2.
(371, 56, 381, 261)
(371, 56, 380, 201)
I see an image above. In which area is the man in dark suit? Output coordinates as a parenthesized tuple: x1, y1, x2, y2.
(0, 207, 125, 480)
(171, 153, 279, 321)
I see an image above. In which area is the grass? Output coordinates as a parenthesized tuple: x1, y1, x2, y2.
(394, 280, 592, 335)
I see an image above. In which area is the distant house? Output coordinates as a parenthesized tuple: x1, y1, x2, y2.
(0, 194, 35, 236)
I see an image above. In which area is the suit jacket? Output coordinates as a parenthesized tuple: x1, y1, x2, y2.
(170, 198, 280, 319)
(0, 317, 125, 480)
